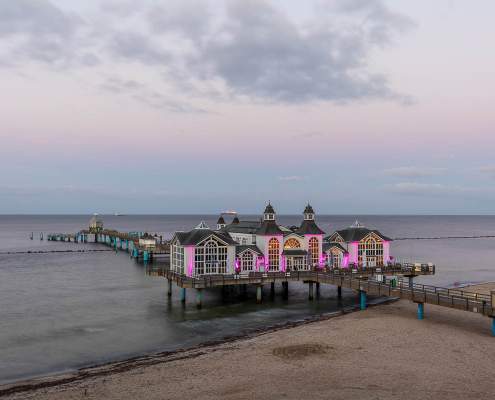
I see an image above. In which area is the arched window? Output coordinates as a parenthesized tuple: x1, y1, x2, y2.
(268, 238, 280, 271)
(284, 238, 301, 249)
(195, 238, 228, 275)
(358, 236, 384, 266)
(241, 251, 254, 271)
(309, 237, 319, 267)
(331, 250, 341, 268)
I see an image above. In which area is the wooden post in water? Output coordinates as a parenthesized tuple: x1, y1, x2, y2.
(316, 282, 321, 299)
(196, 289, 203, 309)
(308, 282, 314, 301)
(180, 288, 186, 304)
(256, 285, 263, 304)
(337, 286, 342, 299)
(167, 279, 172, 297)
(282, 282, 289, 299)
(270, 282, 275, 297)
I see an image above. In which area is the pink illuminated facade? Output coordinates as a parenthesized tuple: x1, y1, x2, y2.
(170, 207, 394, 277)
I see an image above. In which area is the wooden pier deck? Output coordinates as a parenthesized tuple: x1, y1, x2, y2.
(147, 266, 495, 332)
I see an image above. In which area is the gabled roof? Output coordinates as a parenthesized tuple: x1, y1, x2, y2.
(217, 216, 225, 224)
(296, 220, 325, 235)
(174, 229, 237, 246)
(257, 220, 284, 235)
(323, 242, 347, 253)
(326, 227, 392, 243)
(222, 220, 261, 234)
(236, 245, 262, 255)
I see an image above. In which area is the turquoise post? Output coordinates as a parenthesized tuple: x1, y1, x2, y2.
(359, 290, 367, 310)
(133, 248, 138, 258)
(180, 288, 186, 303)
(492, 318, 495, 337)
(417, 303, 424, 320)
(143, 250, 149, 263)
(126, 240, 129, 251)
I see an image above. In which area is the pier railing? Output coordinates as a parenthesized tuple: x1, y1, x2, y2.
(147, 266, 494, 318)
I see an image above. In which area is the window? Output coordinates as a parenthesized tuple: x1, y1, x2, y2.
(241, 251, 254, 271)
(194, 238, 228, 276)
(284, 238, 301, 249)
(309, 237, 319, 267)
(268, 238, 280, 271)
(327, 250, 341, 268)
(358, 236, 383, 266)
(172, 241, 184, 273)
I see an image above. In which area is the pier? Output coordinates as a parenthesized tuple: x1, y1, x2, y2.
(146, 265, 495, 334)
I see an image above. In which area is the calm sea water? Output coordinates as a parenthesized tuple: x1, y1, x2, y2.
(1, 215, 495, 384)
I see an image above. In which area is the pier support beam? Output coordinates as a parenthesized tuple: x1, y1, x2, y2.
(196, 289, 203, 309)
(417, 303, 424, 320)
(337, 286, 342, 300)
(359, 290, 367, 310)
(316, 282, 321, 299)
(492, 318, 495, 337)
(282, 282, 289, 299)
(180, 288, 186, 304)
(256, 285, 263, 304)
(409, 276, 414, 288)
(270, 282, 275, 297)
(143, 251, 149, 263)
(308, 282, 314, 301)
(167, 279, 172, 297)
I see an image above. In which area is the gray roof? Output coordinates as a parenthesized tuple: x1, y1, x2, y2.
(222, 220, 261, 234)
(174, 229, 237, 246)
(296, 220, 325, 235)
(236, 245, 262, 255)
(326, 227, 392, 243)
(217, 216, 225, 224)
(257, 220, 284, 235)
(322, 242, 347, 253)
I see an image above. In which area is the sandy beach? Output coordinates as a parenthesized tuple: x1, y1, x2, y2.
(2, 292, 495, 400)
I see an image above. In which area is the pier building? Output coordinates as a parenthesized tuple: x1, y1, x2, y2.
(170, 203, 382, 277)
(326, 221, 392, 267)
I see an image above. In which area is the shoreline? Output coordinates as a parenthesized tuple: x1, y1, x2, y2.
(0, 297, 397, 397)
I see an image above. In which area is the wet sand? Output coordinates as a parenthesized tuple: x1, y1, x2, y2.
(2, 299, 495, 400)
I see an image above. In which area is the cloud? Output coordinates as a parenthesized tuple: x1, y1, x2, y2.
(0, 0, 87, 66)
(383, 167, 447, 178)
(0, 0, 415, 108)
(99, 77, 207, 113)
(279, 176, 305, 182)
(385, 182, 493, 197)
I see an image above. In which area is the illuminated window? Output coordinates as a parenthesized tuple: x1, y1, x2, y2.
(358, 236, 383, 266)
(284, 238, 301, 249)
(309, 237, 319, 267)
(268, 238, 280, 271)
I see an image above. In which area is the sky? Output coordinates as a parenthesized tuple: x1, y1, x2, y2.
(0, 0, 494, 215)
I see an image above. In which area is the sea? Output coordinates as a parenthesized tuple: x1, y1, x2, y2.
(1, 215, 494, 384)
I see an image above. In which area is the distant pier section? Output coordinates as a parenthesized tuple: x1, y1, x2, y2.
(46, 214, 170, 263)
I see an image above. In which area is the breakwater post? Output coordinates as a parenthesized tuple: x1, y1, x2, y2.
(308, 281, 314, 301)
(167, 279, 172, 297)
